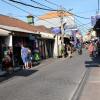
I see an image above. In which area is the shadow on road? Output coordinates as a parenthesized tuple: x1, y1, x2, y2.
(0, 69, 38, 83)
(14, 69, 38, 77)
(85, 56, 100, 67)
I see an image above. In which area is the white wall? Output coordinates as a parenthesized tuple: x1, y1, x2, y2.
(5, 35, 13, 47)
(53, 35, 62, 58)
(35, 16, 75, 28)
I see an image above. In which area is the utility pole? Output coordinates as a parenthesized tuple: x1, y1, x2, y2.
(58, 7, 65, 57)
(60, 10, 64, 45)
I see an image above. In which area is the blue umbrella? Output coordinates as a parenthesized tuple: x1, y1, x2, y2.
(51, 27, 61, 34)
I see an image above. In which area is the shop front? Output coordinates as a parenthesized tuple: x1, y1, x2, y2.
(38, 38, 54, 59)
(38, 32, 55, 59)
(0, 28, 11, 70)
(13, 32, 40, 67)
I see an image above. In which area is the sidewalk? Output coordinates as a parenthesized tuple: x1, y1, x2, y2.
(79, 67, 100, 100)
(79, 56, 100, 100)
(0, 57, 59, 76)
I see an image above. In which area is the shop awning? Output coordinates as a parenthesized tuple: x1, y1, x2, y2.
(0, 28, 10, 36)
(0, 24, 38, 35)
(40, 32, 54, 39)
(64, 34, 71, 39)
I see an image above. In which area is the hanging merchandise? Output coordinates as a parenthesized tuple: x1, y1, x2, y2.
(33, 49, 40, 62)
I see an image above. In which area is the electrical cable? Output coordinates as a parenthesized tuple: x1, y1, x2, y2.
(63, 16, 90, 34)
(2, 0, 91, 34)
(30, 0, 54, 10)
(2, 0, 58, 27)
(44, 0, 59, 7)
(43, 0, 90, 19)
(8, 0, 56, 11)
(42, 0, 90, 32)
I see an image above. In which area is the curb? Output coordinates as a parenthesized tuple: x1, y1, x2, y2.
(70, 68, 90, 100)
(0, 67, 21, 77)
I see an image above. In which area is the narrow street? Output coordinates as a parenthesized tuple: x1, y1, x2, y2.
(0, 0, 99, 100)
(0, 50, 90, 100)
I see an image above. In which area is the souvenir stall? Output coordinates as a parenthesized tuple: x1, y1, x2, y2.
(38, 32, 54, 59)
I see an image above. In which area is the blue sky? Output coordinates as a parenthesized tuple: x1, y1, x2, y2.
(0, 0, 98, 34)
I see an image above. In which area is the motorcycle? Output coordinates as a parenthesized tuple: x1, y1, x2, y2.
(78, 49, 82, 55)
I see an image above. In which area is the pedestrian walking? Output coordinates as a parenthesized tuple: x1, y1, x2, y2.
(21, 45, 28, 69)
(77, 43, 82, 55)
(27, 48, 32, 68)
(67, 44, 72, 58)
(88, 41, 94, 57)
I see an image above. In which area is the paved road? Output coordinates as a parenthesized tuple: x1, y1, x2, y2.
(0, 51, 90, 100)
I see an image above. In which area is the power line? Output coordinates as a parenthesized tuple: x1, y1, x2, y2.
(2, 0, 91, 33)
(65, 14, 90, 33)
(3, 0, 85, 29)
(73, 14, 90, 19)
(57, 9, 90, 33)
(36, 0, 91, 33)
(74, 17, 90, 30)
(44, 0, 90, 19)
(75, 9, 97, 14)
(44, 0, 59, 7)
(2, 0, 32, 14)
(7, 0, 91, 19)
(65, 10, 90, 30)
(77, 22, 91, 27)
(8, 0, 56, 11)
(65, 17, 90, 34)
(30, 0, 54, 10)
(2, 0, 57, 27)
